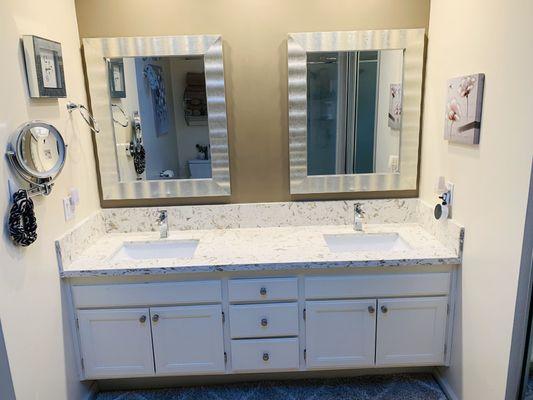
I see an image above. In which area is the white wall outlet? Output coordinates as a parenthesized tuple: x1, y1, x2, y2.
(63, 197, 75, 221)
(388, 155, 399, 173)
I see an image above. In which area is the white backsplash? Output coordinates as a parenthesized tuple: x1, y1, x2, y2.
(102, 199, 419, 233)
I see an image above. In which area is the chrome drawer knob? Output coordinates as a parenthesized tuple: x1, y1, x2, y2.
(261, 318, 268, 327)
(139, 315, 147, 323)
(368, 305, 375, 314)
(262, 352, 270, 361)
(259, 287, 267, 296)
(152, 314, 160, 322)
(381, 305, 388, 314)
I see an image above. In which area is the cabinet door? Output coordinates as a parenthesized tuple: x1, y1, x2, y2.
(305, 300, 376, 369)
(77, 308, 154, 379)
(376, 297, 448, 366)
(151, 305, 225, 375)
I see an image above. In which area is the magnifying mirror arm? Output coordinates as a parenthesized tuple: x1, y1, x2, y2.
(6, 141, 63, 198)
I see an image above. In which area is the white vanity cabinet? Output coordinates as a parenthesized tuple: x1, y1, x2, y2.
(375, 297, 448, 366)
(72, 281, 225, 380)
(77, 308, 155, 379)
(151, 305, 225, 375)
(305, 300, 377, 369)
(69, 269, 456, 381)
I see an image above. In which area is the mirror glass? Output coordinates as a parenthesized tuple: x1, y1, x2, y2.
(107, 55, 211, 182)
(306, 49, 404, 176)
(19, 125, 64, 176)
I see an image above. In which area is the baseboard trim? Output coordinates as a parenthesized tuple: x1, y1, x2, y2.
(433, 368, 459, 400)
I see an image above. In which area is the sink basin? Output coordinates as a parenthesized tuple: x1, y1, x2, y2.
(109, 239, 199, 262)
(323, 233, 411, 253)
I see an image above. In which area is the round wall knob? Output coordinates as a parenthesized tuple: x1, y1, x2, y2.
(259, 287, 267, 296)
(368, 305, 375, 314)
(152, 314, 160, 322)
(260, 318, 268, 327)
(381, 305, 388, 314)
(262, 352, 270, 361)
(139, 315, 147, 323)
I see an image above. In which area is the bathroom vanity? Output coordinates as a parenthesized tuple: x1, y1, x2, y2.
(56, 200, 463, 382)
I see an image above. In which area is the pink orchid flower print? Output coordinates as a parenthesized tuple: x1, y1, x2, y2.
(446, 98, 461, 137)
(458, 75, 476, 118)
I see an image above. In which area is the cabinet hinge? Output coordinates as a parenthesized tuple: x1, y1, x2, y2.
(81, 357, 85, 370)
(75, 318, 79, 330)
(447, 304, 450, 315)
(303, 308, 306, 320)
(224, 352, 227, 363)
(222, 311, 225, 323)
(304, 349, 307, 361)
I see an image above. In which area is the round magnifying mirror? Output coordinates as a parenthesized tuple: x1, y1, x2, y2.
(9, 121, 66, 182)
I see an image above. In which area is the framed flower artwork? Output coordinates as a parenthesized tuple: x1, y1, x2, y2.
(444, 73, 485, 144)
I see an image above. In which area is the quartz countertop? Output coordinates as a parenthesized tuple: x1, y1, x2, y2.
(59, 223, 461, 278)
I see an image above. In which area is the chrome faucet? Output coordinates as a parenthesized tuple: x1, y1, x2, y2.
(158, 210, 168, 239)
(354, 203, 365, 232)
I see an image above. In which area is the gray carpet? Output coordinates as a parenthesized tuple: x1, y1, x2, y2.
(96, 373, 447, 400)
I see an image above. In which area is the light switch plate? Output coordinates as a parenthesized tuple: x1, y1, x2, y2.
(388, 155, 399, 173)
(63, 197, 74, 221)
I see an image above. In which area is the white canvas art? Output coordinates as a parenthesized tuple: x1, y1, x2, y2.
(444, 73, 485, 144)
(388, 83, 402, 130)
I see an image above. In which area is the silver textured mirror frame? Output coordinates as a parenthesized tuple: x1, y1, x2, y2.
(288, 29, 425, 194)
(83, 35, 230, 200)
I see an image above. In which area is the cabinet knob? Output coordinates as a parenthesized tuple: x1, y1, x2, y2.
(259, 287, 267, 296)
(139, 315, 147, 323)
(260, 318, 268, 327)
(368, 305, 375, 314)
(152, 314, 160, 322)
(262, 352, 270, 362)
(381, 305, 388, 314)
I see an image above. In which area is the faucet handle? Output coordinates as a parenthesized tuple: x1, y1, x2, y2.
(354, 202, 365, 214)
(158, 209, 168, 221)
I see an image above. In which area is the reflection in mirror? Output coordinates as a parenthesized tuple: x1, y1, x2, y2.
(21, 126, 61, 174)
(307, 50, 404, 176)
(107, 56, 211, 182)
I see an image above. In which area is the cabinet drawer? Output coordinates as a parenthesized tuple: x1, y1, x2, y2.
(230, 338, 300, 373)
(305, 273, 451, 299)
(72, 281, 222, 308)
(228, 278, 298, 303)
(229, 303, 299, 338)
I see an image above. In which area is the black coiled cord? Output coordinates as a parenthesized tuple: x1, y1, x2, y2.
(8, 189, 37, 246)
(132, 143, 146, 175)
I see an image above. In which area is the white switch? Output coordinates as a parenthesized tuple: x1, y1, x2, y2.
(69, 188, 80, 206)
(63, 197, 75, 221)
(388, 155, 399, 173)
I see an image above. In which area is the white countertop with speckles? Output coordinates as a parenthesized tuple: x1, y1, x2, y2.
(59, 223, 461, 278)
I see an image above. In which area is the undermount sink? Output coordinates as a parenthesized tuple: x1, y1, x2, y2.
(323, 232, 411, 253)
(109, 239, 199, 262)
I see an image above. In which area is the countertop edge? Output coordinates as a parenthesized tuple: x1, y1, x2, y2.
(60, 256, 462, 279)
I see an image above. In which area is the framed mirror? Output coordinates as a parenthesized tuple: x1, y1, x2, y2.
(83, 35, 230, 201)
(288, 29, 425, 194)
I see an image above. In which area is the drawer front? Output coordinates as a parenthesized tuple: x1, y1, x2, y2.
(229, 303, 299, 339)
(72, 281, 222, 308)
(228, 278, 298, 303)
(230, 338, 300, 373)
(305, 273, 451, 299)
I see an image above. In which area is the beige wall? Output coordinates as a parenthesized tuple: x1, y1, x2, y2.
(420, 0, 533, 398)
(74, 0, 430, 204)
(0, 0, 100, 398)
